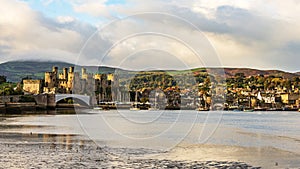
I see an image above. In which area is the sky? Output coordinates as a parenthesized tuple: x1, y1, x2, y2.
(0, 0, 300, 72)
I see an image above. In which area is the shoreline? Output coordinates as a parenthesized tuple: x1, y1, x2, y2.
(1, 107, 300, 116)
(0, 136, 262, 169)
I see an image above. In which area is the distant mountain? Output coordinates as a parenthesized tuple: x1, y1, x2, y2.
(222, 68, 298, 79)
(0, 61, 298, 82)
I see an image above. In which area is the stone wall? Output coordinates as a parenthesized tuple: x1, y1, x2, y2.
(34, 94, 56, 109)
(0, 95, 21, 103)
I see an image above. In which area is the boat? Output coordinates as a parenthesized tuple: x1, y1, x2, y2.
(115, 102, 131, 109)
(93, 107, 103, 110)
(267, 108, 277, 111)
(196, 107, 209, 111)
(82, 107, 103, 114)
(130, 107, 140, 111)
(282, 107, 298, 111)
(254, 106, 267, 111)
(243, 108, 254, 112)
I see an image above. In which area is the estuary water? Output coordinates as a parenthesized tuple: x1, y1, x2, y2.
(1, 110, 300, 156)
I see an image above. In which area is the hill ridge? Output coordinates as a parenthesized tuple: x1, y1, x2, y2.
(0, 61, 298, 82)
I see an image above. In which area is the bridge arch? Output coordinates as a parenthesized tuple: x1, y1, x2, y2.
(55, 94, 91, 107)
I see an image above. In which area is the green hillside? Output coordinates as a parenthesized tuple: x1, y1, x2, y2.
(0, 61, 74, 82)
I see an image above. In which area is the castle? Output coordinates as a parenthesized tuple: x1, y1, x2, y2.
(23, 66, 116, 102)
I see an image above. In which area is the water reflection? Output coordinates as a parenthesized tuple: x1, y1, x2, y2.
(0, 108, 78, 116)
(0, 132, 89, 150)
(0, 124, 49, 129)
(1, 110, 300, 155)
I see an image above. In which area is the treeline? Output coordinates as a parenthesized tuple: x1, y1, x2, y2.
(0, 75, 23, 96)
(119, 70, 300, 95)
(226, 73, 300, 91)
(121, 71, 210, 92)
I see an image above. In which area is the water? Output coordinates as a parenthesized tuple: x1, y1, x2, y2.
(1, 110, 300, 154)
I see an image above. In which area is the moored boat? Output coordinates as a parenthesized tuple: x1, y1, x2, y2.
(243, 108, 254, 112)
(196, 107, 209, 111)
(93, 107, 103, 110)
(254, 106, 266, 111)
(130, 107, 140, 111)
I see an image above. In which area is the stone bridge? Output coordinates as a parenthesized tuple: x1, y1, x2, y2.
(55, 94, 91, 106)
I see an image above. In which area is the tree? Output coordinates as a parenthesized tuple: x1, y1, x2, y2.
(0, 76, 6, 84)
(234, 73, 245, 78)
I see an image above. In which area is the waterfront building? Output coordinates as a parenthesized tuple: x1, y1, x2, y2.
(23, 79, 43, 94)
(281, 93, 300, 105)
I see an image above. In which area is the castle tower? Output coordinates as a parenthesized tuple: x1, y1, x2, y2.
(63, 68, 68, 80)
(82, 68, 86, 75)
(67, 67, 75, 91)
(82, 68, 87, 79)
(45, 73, 57, 89)
(45, 72, 52, 87)
(52, 66, 58, 75)
(69, 66, 74, 73)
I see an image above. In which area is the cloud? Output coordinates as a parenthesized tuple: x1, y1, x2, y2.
(1, 0, 300, 72)
(157, 2, 300, 71)
(72, 1, 110, 17)
(0, 0, 97, 64)
(76, 12, 221, 70)
(69, 0, 126, 19)
(57, 16, 76, 23)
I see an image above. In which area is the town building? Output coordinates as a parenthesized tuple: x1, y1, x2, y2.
(281, 93, 300, 105)
(23, 79, 43, 94)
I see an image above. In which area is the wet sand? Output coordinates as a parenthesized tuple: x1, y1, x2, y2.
(154, 143, 300, 169)
(1, 131, 300, 168)
(0, 140, 261, 169)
